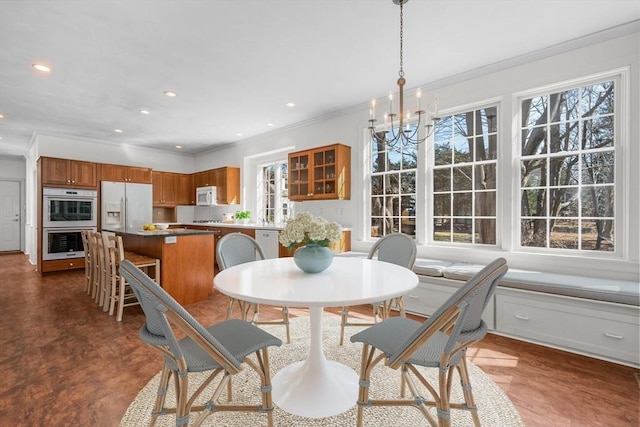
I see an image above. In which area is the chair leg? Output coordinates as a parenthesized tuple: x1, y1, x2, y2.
(457, 352, 481, 426)
(339, 306, 348, 346)
(150, 365, 172, 427)
(226, 297, 235, 320)
(355, 344, 373, 427)
(438, 367, 452, 427)
(282, 306, 291, 344)
(108, 276, 118, 316)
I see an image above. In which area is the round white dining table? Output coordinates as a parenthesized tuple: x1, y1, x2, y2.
(213, 256, 419, 418)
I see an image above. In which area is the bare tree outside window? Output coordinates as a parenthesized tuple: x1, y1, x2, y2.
(520, 81, 615, 251)
(370, 126, 417, 238)
(433, 106, 498, 245)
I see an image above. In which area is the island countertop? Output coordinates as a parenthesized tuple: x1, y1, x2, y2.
(118, 228, 221, 237)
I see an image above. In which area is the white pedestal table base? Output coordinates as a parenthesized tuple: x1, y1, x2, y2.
(271, 306, 358, 418)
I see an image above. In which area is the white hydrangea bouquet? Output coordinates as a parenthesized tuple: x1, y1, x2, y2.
(279, 212, 342, 250)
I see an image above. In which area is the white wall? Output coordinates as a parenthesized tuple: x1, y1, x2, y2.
(0, 156, 27, 252)
(194, 32, 640, 282)
(36, 134, 195, 173)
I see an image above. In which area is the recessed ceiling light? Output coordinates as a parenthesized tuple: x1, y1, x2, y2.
(138, 109, 150, 114)
(114, 129, 123, 133)
(236, 133, 243, 137)
(164, 91, 177, 97)
(267, 123, 274, 127)
(175, 145, 182, 149)
(286, 102, 295, 107)
(0, 113, 4, 119)
(32, 63, 51, 73)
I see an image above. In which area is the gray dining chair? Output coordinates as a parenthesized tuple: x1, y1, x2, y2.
(339, 232, 417, 345)
(119, 259, 282, 427)
(350, 257, 508, 427)
(216, 232, 291, 343)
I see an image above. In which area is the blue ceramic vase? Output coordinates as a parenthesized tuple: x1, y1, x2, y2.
(293, 244, 333, 273)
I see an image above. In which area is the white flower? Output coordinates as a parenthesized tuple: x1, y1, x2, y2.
(279, 212, 342, 249)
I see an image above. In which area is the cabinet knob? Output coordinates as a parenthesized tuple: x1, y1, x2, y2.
(69, 263, 74, 266)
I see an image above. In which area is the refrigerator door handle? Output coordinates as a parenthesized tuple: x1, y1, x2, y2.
(123, 197, 128, 230)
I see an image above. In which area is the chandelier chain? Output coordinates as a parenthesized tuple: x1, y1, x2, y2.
(399, 0, 404, 78)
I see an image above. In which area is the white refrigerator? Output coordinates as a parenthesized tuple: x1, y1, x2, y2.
(101, 181, 152, 232)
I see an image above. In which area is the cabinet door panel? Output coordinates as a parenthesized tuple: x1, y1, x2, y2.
(42, 158, 71, 186)
(70, 161, 97, 187)
(100, 164, 127, 182)
(127, 167, 152, 183)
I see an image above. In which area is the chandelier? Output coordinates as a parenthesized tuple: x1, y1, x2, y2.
(368, 0, 439, 148)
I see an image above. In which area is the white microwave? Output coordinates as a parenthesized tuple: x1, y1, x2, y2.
(196, 186, 218, 206)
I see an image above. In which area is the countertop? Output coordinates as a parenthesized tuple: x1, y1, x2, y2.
(114, 228, 220, 237)
(182, 222, 285, 230)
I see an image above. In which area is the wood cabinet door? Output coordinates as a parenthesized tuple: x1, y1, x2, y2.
(41, 158, 71, 186)
(161, 173, 178, 205)
(194, 170, 215, 188)
(176, 173, 194, 205)
(220, 167, 240, 204)
(100, 164, 127, 182)
(152, 171, 163, 204)
(288, 152, 311, 201)
(70, 160, 97, 187)
(126, 166, 152, 183)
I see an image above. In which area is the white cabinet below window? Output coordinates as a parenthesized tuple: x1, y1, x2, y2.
(255, 229, 280, 259)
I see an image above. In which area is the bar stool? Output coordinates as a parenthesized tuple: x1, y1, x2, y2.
(88, 231, 102, 303)
(81, 230, 93, 295)
(106, 234, 160, 321)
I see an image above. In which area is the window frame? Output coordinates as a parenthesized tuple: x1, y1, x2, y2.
(513, 69, 627, 259)
(429, 103, 500, 247)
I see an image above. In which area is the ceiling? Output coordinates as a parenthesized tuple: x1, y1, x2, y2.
(1, 1, 639, 157)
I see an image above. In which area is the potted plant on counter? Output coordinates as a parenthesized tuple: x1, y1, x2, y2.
(235, 210, 251, 225)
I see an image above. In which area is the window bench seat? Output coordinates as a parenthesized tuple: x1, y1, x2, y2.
(336, 252, 640, 367)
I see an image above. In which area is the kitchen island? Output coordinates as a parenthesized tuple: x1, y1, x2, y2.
(117, 228, 218, 305)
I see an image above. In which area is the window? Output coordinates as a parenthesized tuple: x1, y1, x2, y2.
(519, 80, 615, 252)
(369, 126, 418, 238)
(432, 106, 498, 245)
(258, 160, 290, 224)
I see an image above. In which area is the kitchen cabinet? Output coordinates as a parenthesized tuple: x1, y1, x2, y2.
(255, 229, 280, 259)
(193, 170, 216, 188)
(100, 164, 152, 183)
(40, 157, 97, 188)
(288, 143, 350, 201)
(41, 258, 85, 273)
(215, 166, 240, 204)
(177, 173, 195, 205)
(152, 171, 179, 206)
(193, 167, 240, 204)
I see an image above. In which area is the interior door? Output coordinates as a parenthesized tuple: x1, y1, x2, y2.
(0, 180, 21, 251)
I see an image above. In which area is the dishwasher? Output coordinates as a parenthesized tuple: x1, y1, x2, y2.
(255, 229, 280, 259)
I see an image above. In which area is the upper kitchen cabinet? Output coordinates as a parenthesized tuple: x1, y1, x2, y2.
(288, 143, 350, 201)
(215, 166, 240, 204)
(193, 170, 216, 188)
(100, 164, 152, 183)
(152, 171, 179, 206)
(40, 157, 97, 188)
(177, 173, 195, 205)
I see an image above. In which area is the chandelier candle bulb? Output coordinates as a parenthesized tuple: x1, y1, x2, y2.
(416, 88, 421, 111)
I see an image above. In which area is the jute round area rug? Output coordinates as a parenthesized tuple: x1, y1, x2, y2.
(121, 316, 525, 426)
